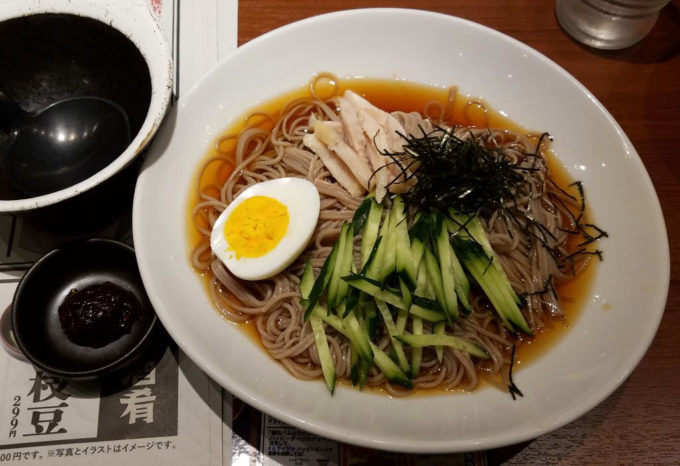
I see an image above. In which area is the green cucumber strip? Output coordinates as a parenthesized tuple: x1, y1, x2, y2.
(350, 343, 359, 386)
(364, 301, 378, 340)
(327, 222, 349, 309)
(311, 306, 346, 337)
(446, 211, 486, 247)
(395, 307, 409, 335)
(344, 287, 360, 316)
(486, 261, 529, 330)
(410, 317, 423, 378)
(349, 342, 369, 388)
(409, 238, 426, 280)
(453, 238, 532, 335)
(360, 235, 382, 275)
(396, 334, 489, 359)
(398, 277, 413, 309)
(344, 260, 361, 316)
(368, 341, 413, 389)
(449, 244, 471, 314)
(435, 215, 459, 321)
(393, 197, 417, 289)
(437, 216, 464, 300)
(369, 199, 397, 282)
(423, 248, 447, 320)
(375, 300, 410, 373)
(300, 261, 314, 299)
(357, 358, 369, 389)
(358, 311, 372, 388)
(379, 202, 397, 281)
(351, 197, 372, 234)
(455, 239, 511, 329)
(374, 299, 398, 337)
(336, 302, 347, 320)
(409, 214, 430, 244)
(483, 256, 526, 326)
(335, 223, 355, 309)
(434, 321, 445, 362)
(310, 317, 336, 394)
(410, 263, 445, 322)
(365, 232, 385, 280)
(342, 274, 408, 310)
(409, 305, 446, 323)
(447, 210, 521, 307)
(343, 313, 373, 361)
(414, 261, 430, 296)
(411, 295, 442, 311)
(303, 240, 339, 320)
(360, 198, 383, 267)
(326, 222, 349, 310)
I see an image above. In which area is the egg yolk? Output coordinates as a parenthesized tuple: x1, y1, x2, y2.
(224, 196, 289, 259)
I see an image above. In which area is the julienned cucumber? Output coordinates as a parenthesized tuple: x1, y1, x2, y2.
(360, 197, 383, 268)
(327, 222, 353, 309)
(300, 261, 315, 299)
(446, 210, 521, 307)
(433, 214, 459, 321)
(299, 194, 533, 395)
(393, 196, 416, 290)
(368, 341, 412, 388)
(452, 237, 532, 335)
(310, 317, 336, 393)
(342, 274, 409, 310)
(446, 210, 531, 334)
(303, 241, 338, 320)
(433, 212, 471, 313)
(395, 334, 489, 359)
(301, 262, 336, 394)
(375, 299, 410, 373)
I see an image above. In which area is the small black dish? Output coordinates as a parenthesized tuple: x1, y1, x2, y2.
(12, 238, 159, 380)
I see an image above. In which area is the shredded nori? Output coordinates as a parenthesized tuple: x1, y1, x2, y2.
(378, 127, 607, 285)
(508, 345, 523, 400)
(382, 127, 528, 216)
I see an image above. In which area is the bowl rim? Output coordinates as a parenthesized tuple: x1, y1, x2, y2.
(0, 0, 173, 213)
(11, 238, 159, 379)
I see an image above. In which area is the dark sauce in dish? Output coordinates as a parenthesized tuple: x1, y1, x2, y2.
(58, 281, 140, 348)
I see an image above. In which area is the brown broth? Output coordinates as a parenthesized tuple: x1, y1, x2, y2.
(187, 77, 598, 394)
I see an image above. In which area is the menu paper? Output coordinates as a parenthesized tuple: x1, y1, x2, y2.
(0, 345, 228, 465)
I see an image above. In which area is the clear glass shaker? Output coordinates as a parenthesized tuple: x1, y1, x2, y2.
(555, 0, 670, 49)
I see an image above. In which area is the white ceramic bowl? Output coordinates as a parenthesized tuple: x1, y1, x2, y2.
(0, 0, 172, 213)
(133, 9, 669, 453)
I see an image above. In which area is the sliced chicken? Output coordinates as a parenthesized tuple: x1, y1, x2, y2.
(338, 97, 368, 158)
(313, 120, 373, 190)
(391, 111, 433, 139)
(303, 90, 426, 202)
(303, 133, 364, 197)
(343, 90, 418, 198)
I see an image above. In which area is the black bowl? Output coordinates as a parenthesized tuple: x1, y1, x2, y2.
(12, 238, 159, 380)
(0, 13, 152, 203)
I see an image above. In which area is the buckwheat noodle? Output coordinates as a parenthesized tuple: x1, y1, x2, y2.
(190, 74, 590, 396)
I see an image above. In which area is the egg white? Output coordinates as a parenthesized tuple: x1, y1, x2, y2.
(210, 177, 320, 280)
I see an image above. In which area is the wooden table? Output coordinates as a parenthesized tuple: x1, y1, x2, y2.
(238, 1, 680, 463)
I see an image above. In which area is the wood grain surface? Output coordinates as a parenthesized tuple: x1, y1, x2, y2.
(238, 2, 680, 464)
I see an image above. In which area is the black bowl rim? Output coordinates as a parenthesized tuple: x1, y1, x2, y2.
(11, 238, 158, 379)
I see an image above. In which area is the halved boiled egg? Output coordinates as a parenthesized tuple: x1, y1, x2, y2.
(210, 178, 320, 280)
